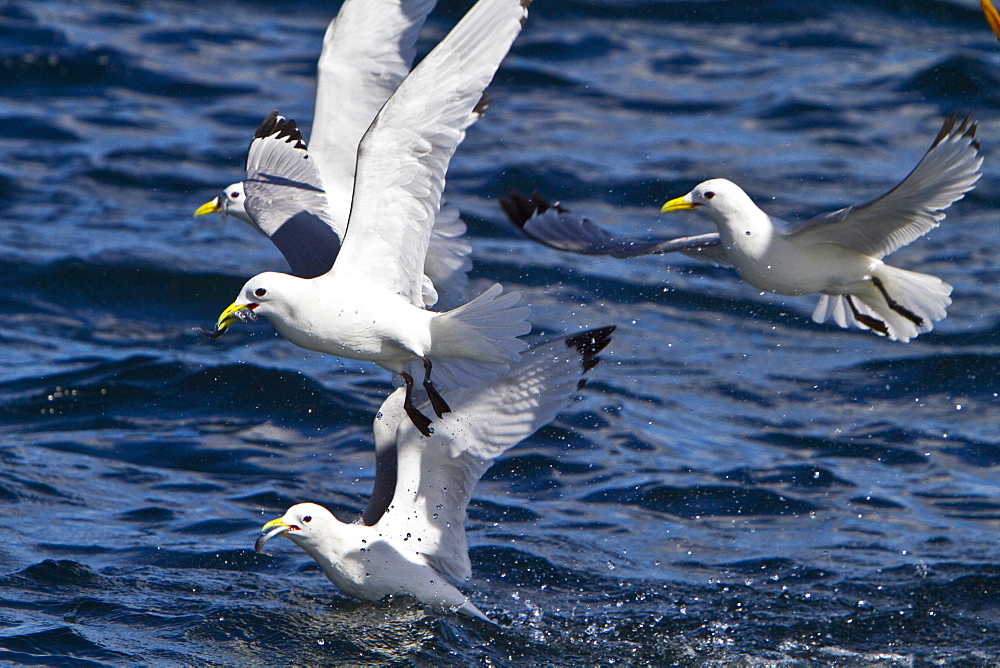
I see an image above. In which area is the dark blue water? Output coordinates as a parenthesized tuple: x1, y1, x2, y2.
(2, 0, 998, 663)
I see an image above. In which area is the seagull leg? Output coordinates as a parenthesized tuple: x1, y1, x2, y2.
(845, 295, 889, 336)
(400, 372, 433, 437)
(421, 358, 451, 419)
(871, 277, 924, 327)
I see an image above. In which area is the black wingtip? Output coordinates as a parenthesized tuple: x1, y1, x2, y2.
(253, 110, 306, 149)
(933, 111, 958, 147)
(932, 111, 977, 149)
(473, 92, 491, 118)
(520, 0, 533, 24)
(500, 190, 568, 230)
(565, 325, 615, 374)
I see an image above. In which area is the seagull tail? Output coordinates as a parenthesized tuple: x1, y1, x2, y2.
(428, 283, 531, 388)
(812, 265, 952, 342)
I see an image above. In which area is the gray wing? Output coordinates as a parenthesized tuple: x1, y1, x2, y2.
(501, 191, 730, 267)
(375, 327, 615, 581)
(242, 112, 342, 279)
(785, 113, 982, 258)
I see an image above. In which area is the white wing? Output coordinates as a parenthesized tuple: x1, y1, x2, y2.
(242, 112, 342, 279)
(424, 203, 473, 310)
(786, 113, 982, 258)
(308, 0, 438, 229)
(373, 327, 614, 581)
(501, 191, 731, 267)
(332, 0, 530, 305)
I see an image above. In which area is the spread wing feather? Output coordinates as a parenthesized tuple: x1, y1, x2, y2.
(309, 0, 438, 229)
(332, 0, 530, 304)
(373, 327, 614, 581)
(242, 112, 342, 278)
(785, 113, 982, 258)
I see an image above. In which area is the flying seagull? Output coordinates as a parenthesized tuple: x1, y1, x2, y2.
(194, 0, 471, 308)
(504, 114, 981, 341)
(210, 0, 534, 435)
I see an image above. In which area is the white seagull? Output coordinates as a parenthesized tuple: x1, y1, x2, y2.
(194, 0, 471, 308)
(211, 0, 533, 435)
(504, 114, 982, 342)
(253, 327, 615, 621)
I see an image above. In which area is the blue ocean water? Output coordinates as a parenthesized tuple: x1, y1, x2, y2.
(1, 0, 998, 663)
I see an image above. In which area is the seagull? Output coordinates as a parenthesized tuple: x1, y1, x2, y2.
(504, 114, 982, 342)
(193, 0, 471, 308)
(211, 0, 533, 436)
(661, 114, 980, 342)
(253, 327, 615, 621)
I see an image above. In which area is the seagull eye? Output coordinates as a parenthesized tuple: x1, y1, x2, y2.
(230, 191, 240, 199)
(254, 288, 267, 298)
(302, 515, 312, 524)
(703, 191, 715, 200)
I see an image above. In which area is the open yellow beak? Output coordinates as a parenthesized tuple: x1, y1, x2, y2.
(254, 518, 293, 553)
(193, 197, 222, 217)
(661, 195, 697, 213)
(214, 302, 257, 334)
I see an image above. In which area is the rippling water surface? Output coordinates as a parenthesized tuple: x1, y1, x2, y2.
(2, 0, 999, 664)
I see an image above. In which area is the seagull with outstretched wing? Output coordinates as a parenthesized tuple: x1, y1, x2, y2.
(210, 0, 534, 436)
(194, 0, 471, 308)
(506, 114, 981, 342)
(254, 327, 614, 621)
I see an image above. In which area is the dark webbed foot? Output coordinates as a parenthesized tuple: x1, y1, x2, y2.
(846, 295, 888, 336)
(871, 277, 923, 326)
(421, 358, 451, 419)
(400, 372, 433, 437)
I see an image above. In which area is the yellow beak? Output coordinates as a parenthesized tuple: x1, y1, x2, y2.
(984, 0, 1000, 40)
(255, 518, 293, 553)
(214, 301, 257, 334)
(193, 197, 222, 217)
(661, 195, 697, 213)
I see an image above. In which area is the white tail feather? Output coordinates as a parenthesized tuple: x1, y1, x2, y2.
(428, 283, 531, 388)
(812, 266, 952, 342)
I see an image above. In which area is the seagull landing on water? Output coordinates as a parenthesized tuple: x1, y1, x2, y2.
(253, 327, 615, 621)
(503, 114, 981, 342)
(193, 0, 471, 309)
(207, 0, 533, 436)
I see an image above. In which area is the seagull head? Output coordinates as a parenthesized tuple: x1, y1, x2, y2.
(193, 181, 252, 224)
(661, 178, 756, 226)
(254, 503, 336, 553)
(206, 272, 307, 338)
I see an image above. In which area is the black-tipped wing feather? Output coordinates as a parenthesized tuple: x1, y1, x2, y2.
(242, 112, 342, 278)
(565, 325, 614, 375)
(376, 326, 613, 581)
(502, 191, 730, 266)
(785, 113, 982, 259)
